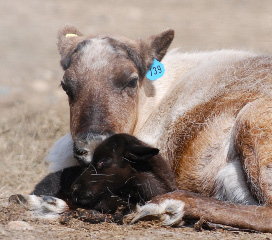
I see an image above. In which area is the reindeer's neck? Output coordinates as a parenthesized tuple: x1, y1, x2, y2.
(134, 50, 199, 135)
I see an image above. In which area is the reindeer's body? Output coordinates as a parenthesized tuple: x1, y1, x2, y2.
(135, 49, 272, 205)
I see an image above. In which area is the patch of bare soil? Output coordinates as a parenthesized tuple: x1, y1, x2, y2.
(2, 0, 272, 239)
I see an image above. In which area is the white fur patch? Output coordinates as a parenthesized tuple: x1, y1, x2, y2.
(214, 161, 257, 205)
(130, 199, 185, 226)
(45, 133, 78, 172)
(25, 195, 68, 219)
(80, 38, 115, 70)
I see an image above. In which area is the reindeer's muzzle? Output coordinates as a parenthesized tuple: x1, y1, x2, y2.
(73, 130, 114, 165)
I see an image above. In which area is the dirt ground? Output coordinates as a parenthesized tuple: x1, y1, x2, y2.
(2, 0, 272, 239)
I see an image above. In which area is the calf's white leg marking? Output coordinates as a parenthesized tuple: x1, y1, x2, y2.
(10, 194, 69, 219)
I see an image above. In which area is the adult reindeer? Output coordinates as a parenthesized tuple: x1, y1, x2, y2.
(41, 26, 272, 228)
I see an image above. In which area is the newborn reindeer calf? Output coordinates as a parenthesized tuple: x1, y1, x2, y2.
(71, 133, 177, 213)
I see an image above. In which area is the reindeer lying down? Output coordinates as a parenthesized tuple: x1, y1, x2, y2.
(10, 26, 272, 232)
(11, 134, 272, 232)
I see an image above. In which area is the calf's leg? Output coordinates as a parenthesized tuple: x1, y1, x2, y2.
(9, 166, 85, 219)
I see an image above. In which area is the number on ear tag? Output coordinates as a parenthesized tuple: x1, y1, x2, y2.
(146, 59, 165, 81)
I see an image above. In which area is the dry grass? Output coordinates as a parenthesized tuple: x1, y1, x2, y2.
(0, 104, 69, 195)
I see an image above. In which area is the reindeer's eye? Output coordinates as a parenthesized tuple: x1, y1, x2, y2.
(97, 158, 112, 169)
(126, 77, 138, 88)
(61, 81, 74, 100)
(124, 72, 139, 89)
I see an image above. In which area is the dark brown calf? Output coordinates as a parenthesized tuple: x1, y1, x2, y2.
(71, 133, 177, 213)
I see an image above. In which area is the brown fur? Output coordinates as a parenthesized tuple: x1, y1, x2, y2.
(234, 99, 272, 204)
(57, 26, 174, 165)
(170, 92, 257, 195)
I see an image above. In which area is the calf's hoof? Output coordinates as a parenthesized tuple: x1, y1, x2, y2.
(9, 194, 68, 219)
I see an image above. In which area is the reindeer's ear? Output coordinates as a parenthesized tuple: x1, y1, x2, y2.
(140, 29, 174, 69)
(127, 146, 159, 161)
(57, 25, 84, 70)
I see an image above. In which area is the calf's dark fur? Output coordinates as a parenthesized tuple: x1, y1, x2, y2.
(71, 133, 177, 212)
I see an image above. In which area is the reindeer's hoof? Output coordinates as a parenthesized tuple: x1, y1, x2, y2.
(9, 194, 68, 219)
(125, 199, 185, 227)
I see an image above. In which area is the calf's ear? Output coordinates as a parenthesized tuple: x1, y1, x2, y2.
(126, 146, 159, 161)
(140, 29, 174, 69)
(57, 25, 85, 70)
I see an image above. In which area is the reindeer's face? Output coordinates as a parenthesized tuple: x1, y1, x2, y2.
(71, 134, 160, 212)
(57, 26, 174, 165)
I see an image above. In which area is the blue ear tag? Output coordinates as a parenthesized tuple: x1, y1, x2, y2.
(146, 59, 165, 81)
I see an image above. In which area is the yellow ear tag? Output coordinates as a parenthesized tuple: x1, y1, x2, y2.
(65, 33, 78, 38)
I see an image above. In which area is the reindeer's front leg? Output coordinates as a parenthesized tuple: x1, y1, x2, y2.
(126, 190, 272, 233)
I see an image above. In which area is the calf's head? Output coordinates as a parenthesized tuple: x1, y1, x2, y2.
(58, 26, 174, 165)
(71, 134, 177, 213)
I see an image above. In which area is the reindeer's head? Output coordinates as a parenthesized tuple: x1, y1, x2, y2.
(71, 134, 176, 213)
(57, 26, 174, 165)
